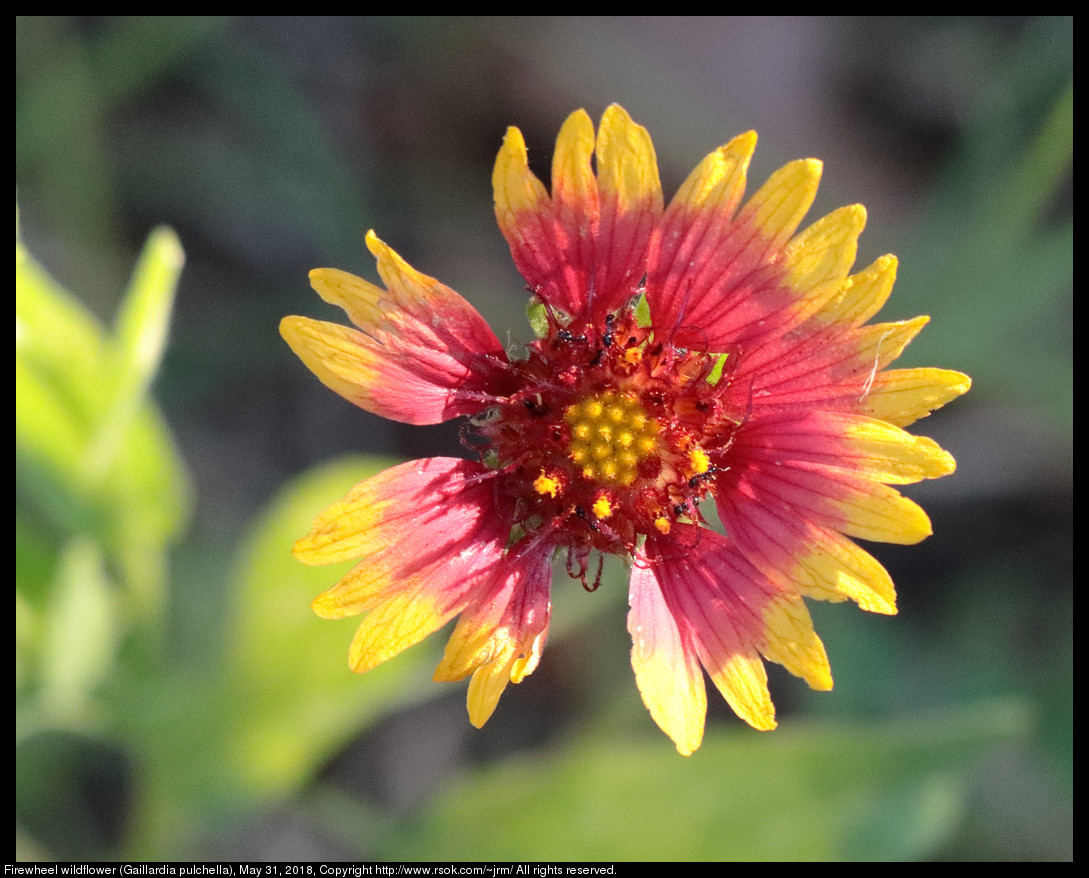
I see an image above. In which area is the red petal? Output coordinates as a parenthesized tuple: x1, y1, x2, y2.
(300, 458, 510, 673)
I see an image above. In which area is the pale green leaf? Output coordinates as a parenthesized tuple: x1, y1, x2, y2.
(221, 455, 438, 799)
(388, 701, 1028, 861)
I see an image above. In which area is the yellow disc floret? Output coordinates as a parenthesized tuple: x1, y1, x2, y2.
(688, 445, 711, 476)
(533, 470, 562, 498)
(566, 391, 660, 486)
(592, 494, 613, 519)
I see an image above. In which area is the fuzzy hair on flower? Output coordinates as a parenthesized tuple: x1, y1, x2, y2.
(280, 105, 970, 755)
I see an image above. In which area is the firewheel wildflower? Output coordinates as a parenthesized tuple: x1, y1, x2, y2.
(280, 105, 969, 755)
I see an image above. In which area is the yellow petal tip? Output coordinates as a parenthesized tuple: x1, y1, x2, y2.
(311, 591, 347, 619)
(279, 314, 301, 340)
(364, 229, 388, 259)
(734, 129, 758, 148)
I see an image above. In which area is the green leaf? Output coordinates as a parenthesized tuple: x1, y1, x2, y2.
(706, 352, 729, 386)
(893, 20, 1072, 434)
(387, 701, 1028, 861)
(634, 291, 651, 328)
(33, 538, 118, 726)
(16, 218, 190, 621)
(219, 455, 439, 799)
(16, 218, 114, 520)
(526, 296, 549, 339)
(87, 227, 184, 484)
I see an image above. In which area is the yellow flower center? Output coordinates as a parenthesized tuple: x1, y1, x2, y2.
(565, 390, 659, 486)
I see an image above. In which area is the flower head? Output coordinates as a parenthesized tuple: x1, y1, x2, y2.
(280, 105, 970, 755)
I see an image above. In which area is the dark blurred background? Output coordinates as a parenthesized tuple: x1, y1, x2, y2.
(16, 17, 1071, 861)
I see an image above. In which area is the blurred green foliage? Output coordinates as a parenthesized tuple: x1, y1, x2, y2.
(17, 215, 188, 701)
(386, 701, 1029, 861)
(17, 216, 189, 856)
(16, 223, 436, 857)
(892, 24, 1073, 434)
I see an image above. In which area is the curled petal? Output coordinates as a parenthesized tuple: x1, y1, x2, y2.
(282, 237, 508, 424)
(299, 458, 509, 673)
(494, 106, 661, 322)
(592, 104, 663, 319)
(434, 538, 554, 728)
(280, 314, 498, 425)
(494, 115, 593, 320)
